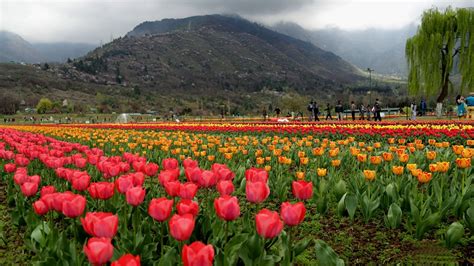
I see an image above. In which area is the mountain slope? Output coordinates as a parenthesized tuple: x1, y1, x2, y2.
(59, 14, 362, 95)
(0, 30, 95, 63)
(0, 31, 45, 63)
(272, 22, 417, 76)
(32, 42, 96, 63)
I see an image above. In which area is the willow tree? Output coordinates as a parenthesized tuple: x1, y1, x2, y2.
(406, 7, 473, 116)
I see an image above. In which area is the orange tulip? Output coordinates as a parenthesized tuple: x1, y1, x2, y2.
(411, 168, 422, 177)
(456, 158, 471, 168)
(428, 139, 436, 145)
(256, 157, 265, 165)
(382, 152, 393, 161)
(417, 172, 432, 183)
(467, 139, 474, 146)
(363, 170, 376, 181)
(331, 160, 341, 167)
(300, 157, 309, 165)
(388, 138, 395, 144)
(317, 168, 327, 177)
(453, 145, 464, 155)
(264, 165, 272, 172)
(392, 166, 404, 175)
(350, 147, 360, 156)
(207, 155, 215, 162)
(436, 162, 450, 173)
(329, 148, 339, 157)
(398, 139, 406, 144)
(429, 163, 438, 172)
(296, 171, 305, 180)
(407, 164, 417, 171)
(462, 148, 473, 158)
(357, 154, 367, 163)
(426, 151, 436, 160)
(370, 156, 382, 165)
(374, 142, 381, 148)
(398, 153, 409, 163)
(312, 147, 324, 156)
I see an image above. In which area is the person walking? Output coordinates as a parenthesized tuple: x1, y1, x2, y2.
(411, 102, 417, 120)
(420, 99, 427, 116)
(374, 99, 382, 121)
(350, 101, 356, 121)
(335, 100, 343, 121)
(325, 103, 333, 120)
(307, 100, 318, 121)
(456, 95, 466, 119)
(359, 103, 365, 120)
(366, 104, 371, 121)
(274, 107, 281, 118)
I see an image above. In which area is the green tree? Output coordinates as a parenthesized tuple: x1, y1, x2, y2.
(36, 98, 53, 114)
(406, 7, 473, 116)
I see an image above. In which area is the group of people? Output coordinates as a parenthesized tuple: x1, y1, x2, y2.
(307, 99, 383, 121)
(456, 92, 474, 118)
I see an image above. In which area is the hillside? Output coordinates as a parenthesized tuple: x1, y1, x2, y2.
(0, 31, 95, 63)
(0, 31, 44, 63)
(272, 22, 417, 76)
(60, 15, 362, 95)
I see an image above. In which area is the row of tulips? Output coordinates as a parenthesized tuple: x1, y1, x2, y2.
(2, 124, 473, 263)
(5, 121, 474, 140)
(0, 128, 343, 265)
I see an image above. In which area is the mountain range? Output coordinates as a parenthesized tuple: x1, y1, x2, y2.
(0, 31, 95, 63)
(0, 15, 405, 114)
(272, 22, 417, 76)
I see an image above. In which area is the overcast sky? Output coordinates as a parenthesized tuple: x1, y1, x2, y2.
(0, 0, 471, 43)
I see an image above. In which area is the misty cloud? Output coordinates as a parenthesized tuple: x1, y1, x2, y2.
(161, 0, 315, 15)
(0, 0, 472, 43)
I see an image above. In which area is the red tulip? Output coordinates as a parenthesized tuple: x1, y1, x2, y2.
(245, 168, 268, 183)
(216, 180, 234, 196)
(126, 187, 146, 206)
(111, 254, 141, 266)
(144, 163, 159, 177)
(148, 198, 174, 222)
(81, 212, 119, 238)
(162, 158, 179, 170)
(33, 200, 49, 216)
(182, 241, 214, 266)
(214, 196, 240, 221)
(88, 182, 115, 200)
(20, 182, 38, 197)
(177, 199, 199, 217)
(74, 157, 88, 168)
(183, 158, 198, 169)
(185, 167, 202, 183)
(83, 237, 114, 266)
(132, 161, 146, 173)
(246, 181, 270, 203)
(40, 185, 56, 197)
(115, 175, 134, 194)
(158, 170, 179, 185)
(3, 163, 16, 173)
(62, 195, 86, 218)
(255, 209, 283, 239)
(132, 172, 145, 186)
(178, 182, 198, 200)
(105, 163, 121, 178)
(199, 170, 217, 188)
(292, 181, 313, 200)
(71, 173, 91, 191)
(51, 192, 76, 211)
(119, 162, 131, 173)
(280, 202, 306, 226)
(164, 181, 181, 197)
(215, 167, 235, 181)
(169, 214, 195, 241)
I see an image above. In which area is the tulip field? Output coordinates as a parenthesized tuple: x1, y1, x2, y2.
(0, 121, 473, 265)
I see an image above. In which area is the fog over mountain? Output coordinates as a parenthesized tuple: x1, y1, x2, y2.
(272, 22, 418, 76)
(0, 31, 96, 63)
